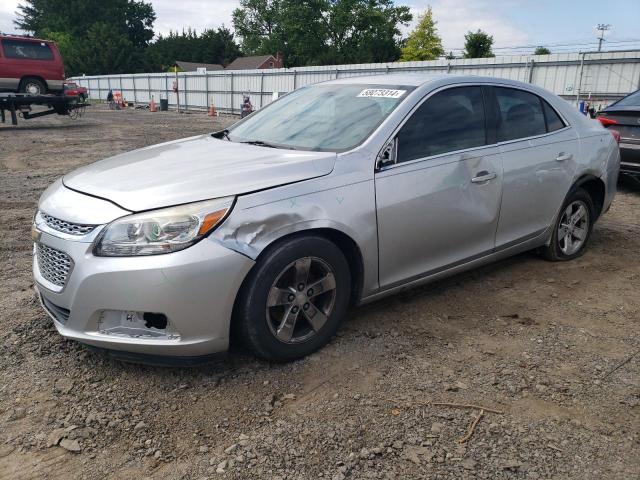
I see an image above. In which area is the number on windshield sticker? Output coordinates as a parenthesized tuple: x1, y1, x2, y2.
(357, 89, 406, 99)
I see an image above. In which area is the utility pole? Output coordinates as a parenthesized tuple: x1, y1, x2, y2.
(596, 24, 611, 52)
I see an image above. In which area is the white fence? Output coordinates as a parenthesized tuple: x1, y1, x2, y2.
(71, 50, 640, 114)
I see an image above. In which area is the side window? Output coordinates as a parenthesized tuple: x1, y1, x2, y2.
(494, 87, 546, 141)
(542, 100, 565, 132)
(396, 86, 486, 163)
(2, 40, 54, 60)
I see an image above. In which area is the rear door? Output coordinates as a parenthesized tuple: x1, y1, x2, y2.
(375, 85, 504, 288)
(491, 86, 579, 247)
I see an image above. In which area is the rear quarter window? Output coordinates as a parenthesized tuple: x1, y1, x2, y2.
(613, 90, 640, 108)
(2, 40, 54, 60)
(542, 100, 566, 132)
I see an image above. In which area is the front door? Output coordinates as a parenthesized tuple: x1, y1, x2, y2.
(375, 86, 504, 289)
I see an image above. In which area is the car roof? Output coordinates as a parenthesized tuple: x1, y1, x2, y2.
(0, 34, 52, 43)
(323, 73, 534, 89)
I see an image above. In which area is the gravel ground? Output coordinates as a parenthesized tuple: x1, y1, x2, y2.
(0, 107, 639, 480)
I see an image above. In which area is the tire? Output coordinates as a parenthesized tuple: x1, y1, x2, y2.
(235, 235, 351, 362)
(19, 77, 46, 95)
(540, 188, 595, 261)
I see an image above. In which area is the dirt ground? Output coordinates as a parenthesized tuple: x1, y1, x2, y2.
(0, 107, 639, 480)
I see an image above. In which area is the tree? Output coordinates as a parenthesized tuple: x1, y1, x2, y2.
(320, 0, 412, 64)
(232, 0, 412, 67)
(75, 22, 139, 74)
(199, 27, 242, 66)
(232, 0, 284, 56)
(463, 29, 494, 58)
(38, 29, 82, 76)
(400, 7, 444, 61)
(534, 46, 551, 55)
(14, 0, 156, 75)
(123, 1, 156, 48)
(146, 27, 241, 71)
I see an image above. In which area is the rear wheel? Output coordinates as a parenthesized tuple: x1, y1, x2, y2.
(235, 235, 351, 362)
(19, 77, 46, 95)
(540, 188, 595, 261)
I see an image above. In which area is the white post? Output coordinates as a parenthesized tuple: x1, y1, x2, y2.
(175, 67, 180, 113)
(576, 52, 585, 107)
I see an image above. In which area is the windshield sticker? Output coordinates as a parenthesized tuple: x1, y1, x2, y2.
(357, 89, 406, 99)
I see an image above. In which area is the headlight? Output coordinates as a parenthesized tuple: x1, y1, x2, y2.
(93, 197, 234, 256)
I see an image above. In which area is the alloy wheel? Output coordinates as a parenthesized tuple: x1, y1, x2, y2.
(266, 256, 337, 344)
(557, 200, 590, 256)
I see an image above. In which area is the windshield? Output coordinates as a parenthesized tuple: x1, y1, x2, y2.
(228, 84, 414, 151)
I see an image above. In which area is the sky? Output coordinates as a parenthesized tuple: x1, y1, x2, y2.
(1, 0, 640, 55)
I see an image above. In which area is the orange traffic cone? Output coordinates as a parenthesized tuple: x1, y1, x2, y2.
(208, 102, 217, 117)
(149, 96, 157, 112)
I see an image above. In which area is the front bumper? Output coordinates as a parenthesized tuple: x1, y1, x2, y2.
(34, 230, 254, 357)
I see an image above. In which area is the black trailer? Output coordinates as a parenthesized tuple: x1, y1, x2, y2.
(0, 93, 88, 126)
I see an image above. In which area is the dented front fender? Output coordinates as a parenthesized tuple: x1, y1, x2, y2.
(211, 170, 380, 297)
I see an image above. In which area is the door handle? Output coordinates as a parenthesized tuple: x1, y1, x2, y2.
(471, 171, 497, 183)
(555, 152, 573, 162)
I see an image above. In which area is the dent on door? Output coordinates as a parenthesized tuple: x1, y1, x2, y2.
(375, 148, 503, 289)
(495, 130, 578, 247)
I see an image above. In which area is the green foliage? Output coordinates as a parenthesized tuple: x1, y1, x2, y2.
(463, 29, 494, 58)
(14, 0, 240, 76)
(14, 0, 155, 75)
(534, 46, 551, 55)
(38, 29, 81, 74)
(15, 0, 155, 47)
(146, 27, 241, 71)
(232, 0, 283, 56)
(76, 23, 142, 74)
(232, 0, 412, 67)
(399, 7, 444, 62)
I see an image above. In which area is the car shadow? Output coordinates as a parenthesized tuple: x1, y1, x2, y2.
(0, 122, 95, 131)
(618, 175, 640, 192)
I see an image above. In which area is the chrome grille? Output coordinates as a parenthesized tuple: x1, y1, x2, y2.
(41, 212, 96, 236)
(36, 244, 72, 288)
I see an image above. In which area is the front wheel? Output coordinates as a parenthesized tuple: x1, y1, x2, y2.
(235, 235, 351, 362)
(540, 188, 595, 261)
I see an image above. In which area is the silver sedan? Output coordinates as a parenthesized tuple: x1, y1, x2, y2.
(33, 75, 620, 362)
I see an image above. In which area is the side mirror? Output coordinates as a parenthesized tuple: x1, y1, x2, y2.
(377, 138, 397, 170)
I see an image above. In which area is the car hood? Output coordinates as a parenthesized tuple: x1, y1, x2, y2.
(63, 135, 337, 212)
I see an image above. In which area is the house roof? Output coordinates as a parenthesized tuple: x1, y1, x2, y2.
(175, 61, 224, 72)
(225, 55, 276, 70)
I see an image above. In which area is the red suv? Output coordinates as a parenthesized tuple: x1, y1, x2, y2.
(0, 34, 65, 95)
